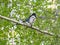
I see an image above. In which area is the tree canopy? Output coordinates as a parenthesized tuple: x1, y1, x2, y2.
(0, 0, 60, 45)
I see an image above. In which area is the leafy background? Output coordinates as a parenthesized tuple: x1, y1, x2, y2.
(0, 0, 60, 45)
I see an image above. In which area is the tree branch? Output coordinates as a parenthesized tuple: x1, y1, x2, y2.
(0, 15, 60, 37)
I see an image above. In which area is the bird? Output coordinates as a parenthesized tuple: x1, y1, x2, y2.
(25, 13, 36, 26)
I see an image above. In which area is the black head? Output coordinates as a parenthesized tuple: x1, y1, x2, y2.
(32, 13, 36, 17)
(30, 13, 36, 18)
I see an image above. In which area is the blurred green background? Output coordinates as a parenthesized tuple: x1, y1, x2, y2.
(0, 0, 60, 45)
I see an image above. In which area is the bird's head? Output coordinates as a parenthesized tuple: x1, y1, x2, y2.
(30, 13, 36, 18)
(28, 13, 36, 24)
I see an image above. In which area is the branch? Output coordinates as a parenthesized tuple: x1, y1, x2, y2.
(0, 15, 60, 37)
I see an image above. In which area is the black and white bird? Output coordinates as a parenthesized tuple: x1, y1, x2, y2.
(25, 13, 36, 26)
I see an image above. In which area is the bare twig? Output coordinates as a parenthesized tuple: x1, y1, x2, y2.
(0, 15, 60, 37)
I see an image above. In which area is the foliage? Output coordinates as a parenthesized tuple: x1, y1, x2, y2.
(0, 0, 60, 45)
